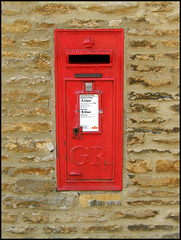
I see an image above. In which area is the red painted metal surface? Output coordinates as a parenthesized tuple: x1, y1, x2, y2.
(55, 29, 124, 191)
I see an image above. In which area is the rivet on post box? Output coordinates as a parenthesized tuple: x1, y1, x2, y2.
(55, 29, 124, 191)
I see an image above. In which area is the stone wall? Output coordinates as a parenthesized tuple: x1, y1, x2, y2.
(1, 1, 180, 239)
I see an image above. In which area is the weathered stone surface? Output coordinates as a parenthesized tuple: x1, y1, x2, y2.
(2, 90, 51, 103)
(127, 127, 180, 135)
(88, 199, 122, 207)
(111, 209, 158, 220)
(127, 200, 179, 206)
(166, 212, 180, 222)
(1, 36, 16, 47)
(146, 1, 174, 12)
(128, 92, 175, 101)
(19, 154, 54, 163)
(2, 9, 21, 16)
(2, 51, 32, 59)
(126, 159, 152, 173)
(14, 179, 55, 193)
(161, 233, 180, 239)
(170, 65, 179, 73)
(22, 212, 49, 223)
(170, 104, 180, 112)
(164, 127, 180, 134)
(70, 19, 103, 28)
(128, 28, 179, 36)
(2, 211, 17, 223)
(1, 107, 6, 116)
(156, 160, 179, 172)
(55, 212, 106, 223)
(79, 193, 121, 208)
(3, 194, 77, 210)
(9, 166, 54, 177)
(31, 3, 76, 15)
(8, 107, 51, 118)
(127, 133, 144, 145)
(44, 226, 77, 234)
(131, 176, 179, 187)
(2, 52, 50, 72)
(130, 53, 179, 60)
(2, 136, 54, 152)
(127, 148, 179, 155)
(130, 40, 156, 48)
(35, 22, 56, 30)
(109, 19, 122, 26)
(2, 20, 32, 33)
(128, 224, 176, 231)
(128, 76, 172, 87)
(2, 122, 51, 133)
(82, 224, 122, 233)
(1, 155, 9, 161)
(130, 53, 158, 60)
(126, 16, 149, 23)
(1, 181, 14, 192)
(162, 40, 179, 47)
(130, 103, 157, 113)
(2, 167, 15, 175)
(166, 12, 180, 22)
(130, 64, 164, 72)
(128, 28, 154, 36)
(21, 38, 50, 48)
(6, 226, 35, 234)
(35, 53, 51, 71)
(127, 189, 179, 197)
(153, 138, 179, 144)
(164, 53, 179, 60)
(128, 117, 166, 124)
(156, 28, 179, 36)
(81, 2, 138, 14)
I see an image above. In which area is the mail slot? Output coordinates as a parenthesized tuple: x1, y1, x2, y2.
(55, 29, 124, 191)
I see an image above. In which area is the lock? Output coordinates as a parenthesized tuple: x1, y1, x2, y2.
(73, 127, 79, 136)
(73, 126, 82, 139)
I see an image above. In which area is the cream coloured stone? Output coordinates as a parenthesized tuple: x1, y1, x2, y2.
(109, 19, 122, 26)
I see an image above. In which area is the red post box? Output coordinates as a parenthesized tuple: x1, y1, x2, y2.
(55, 29, 124, 190)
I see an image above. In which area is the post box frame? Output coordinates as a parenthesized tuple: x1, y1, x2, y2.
(55, 29, 124, 191)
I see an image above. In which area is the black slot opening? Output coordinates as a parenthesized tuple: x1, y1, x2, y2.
(69, 55, 110, 64)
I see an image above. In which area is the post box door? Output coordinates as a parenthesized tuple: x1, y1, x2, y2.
(66, 80, 113, 180)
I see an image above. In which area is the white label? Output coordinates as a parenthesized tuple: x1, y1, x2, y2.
(79, 94, 99, 132)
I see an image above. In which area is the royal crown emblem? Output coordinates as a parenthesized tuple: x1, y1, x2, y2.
(83, 35, 95, 48)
